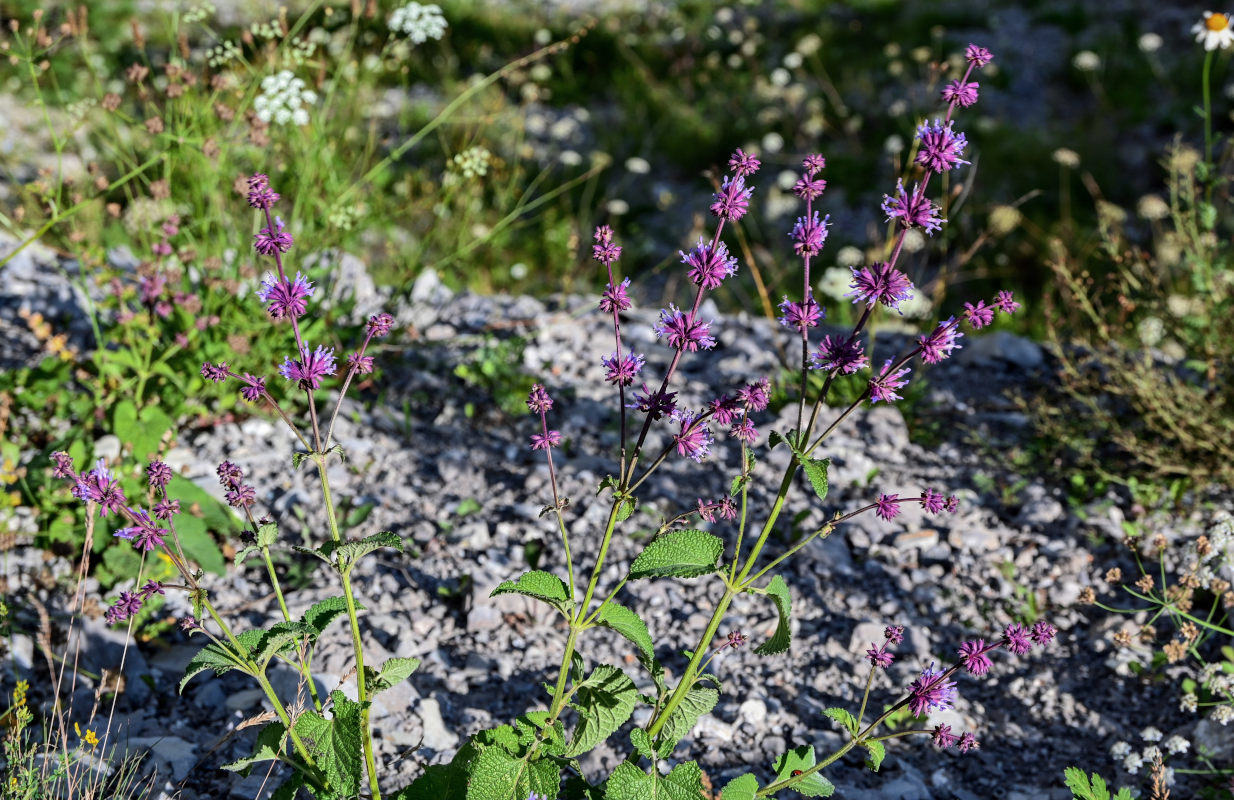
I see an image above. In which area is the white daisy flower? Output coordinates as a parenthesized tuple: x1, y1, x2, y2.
(1193, 11, 1234, 51)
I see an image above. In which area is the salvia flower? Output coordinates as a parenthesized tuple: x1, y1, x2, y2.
(802, 153, 826, 175)
(257, 271, 314, 319)
(994, 289, 1021, 314)
(247, 173, 280, 209)
(730, 417, 758, 443)
(957, 732, 980, 753)
(777, 293, 824, 332)
(847, 263, 915, 311)
(201, 362, 229, 383)
(918, 317, 963, 364)
(592, 225, 622, 265)
(226, 484, 257, 509)
(792, 174, 827, 201)
(654, 305, 716, 351)
(279, 345, 337, 391)
(707, 395, 742, 426)
(216, 461, 244, 488)
(932, 724, 958, 748)
(728, 148, 761, 177)
(811, 335, 868, 374)
(915, 119, 970, 173)
(965, 44, 994, 66)
(941, 79, 980, 107)
(72, 459, 127, 516)
(726, 630, 748, 648)
(874, 493, 901, 521)
(958, 639, 994, 676)
(347, 353, 375, 374)
(717, 496, 738, 520)
(682, 238, 739, 290)
(599, 277, 632, 313)
(51, 452, 75, 479)
(884, 625, 905, 645)
(240, 374, 266, 403)
(368, 312, 395, 337)
(139, 580, 165, 598)
(698, 498, 718, 523)
(672, 411, 713, 463)
(710, 175, 754, 221)
(146, 460, 172, 489)
(119, 508, 169, 552)
(601, 352, 645, 386)
(527, 384, 554, 414)
(1002, 622, 1033, 655)
(866, 643, 895, 669)
(907, 664, 957, 716)
(530, 430, 563, 451)
(963, 300, 995, 329)
(869, 360, 911, 404)
(790, 210, 830, 257)
(1030, 621, 1057, 647)
(881, 179, 944, 235)
(153, 498, 180, 520)
(105, 591, 144, 625)
(253, 216, 294, 255)
(736, 378, 770, 412)
(628, 384, 677, 420)
(920, 488, 946, 514)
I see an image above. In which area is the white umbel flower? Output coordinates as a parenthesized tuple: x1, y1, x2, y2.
(1193, 11, 1234, 51)
(389, 2, 448, 44)
(255, 70, 315, 126)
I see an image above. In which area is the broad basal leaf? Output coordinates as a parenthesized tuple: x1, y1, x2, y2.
(628, 530, 723, 581)
(565, 665, 637, 758)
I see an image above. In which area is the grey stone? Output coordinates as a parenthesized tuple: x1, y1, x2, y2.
(417, 698, 458, 752)
(9, 633, 34, 672)
(120, 736, 198, 782)
(958, 330, 1044, 369)
(467, 605, 503, 632)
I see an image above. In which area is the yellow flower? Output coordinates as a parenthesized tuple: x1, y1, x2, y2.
(84, 729, 99, 748)
(1193, 11, 1234, 51)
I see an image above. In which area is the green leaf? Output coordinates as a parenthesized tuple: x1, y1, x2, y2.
(749, 575, 792, 656)
(221, 721, 285, 776)
(173, 514, 226, 576)
(629, 729, 655, 761)
(271, 773, 306, 800)
(1063, 767, 1113, 800)
(565, 665, 637, 758)
(465, 746, 559, 800)
(593, 601, 656, 672)
(397, 763, 466, 799)
(515, 712, 564, 755)
(179, 634, 257, 692)
(335, 531, 403, 572)
(253, 621, 315, 667)
(256, 521, 279, 548)
(655, 686, 718, 757)
(863, 739, 885, 772)
(491, 570, 572, 617)
(822, 707, 858, 736)
(720, 774, 759, 800)
(604, 760, 705, 800)
(301, 596, 363, 639)
(615, 494, 637, 522)
(768, 429, 795, 451)
(801, 458, 830, 504)
(773, 746, 834, 797)
(293, 690, 364, 798)
(369, 657, 421, 694)
(627, 530, 723, 580)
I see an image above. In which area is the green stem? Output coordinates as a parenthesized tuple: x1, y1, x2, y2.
(644, 589, 735, 739)
(262, 545, 322, 712)
(545, 626, 581, 724)
(1204, 48, 1215, 206)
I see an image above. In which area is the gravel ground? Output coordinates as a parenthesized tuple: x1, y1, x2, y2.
(3, 261, 1232, 800)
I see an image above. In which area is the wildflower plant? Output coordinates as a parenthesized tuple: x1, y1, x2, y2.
(44, 43, 1056, 800)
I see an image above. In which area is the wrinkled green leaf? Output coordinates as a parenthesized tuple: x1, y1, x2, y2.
(749, 575, 792, 656)
(801, 457, 830, 504)
(629, 729, 655, 761)
(335, 531, 403, 572)
(368, 657, 421, 695)
(293, 690, 364, 798)
(655, 686, 718, 757)
(565, 665, 637, 758)
(864, 739, 885, 772)
(256, 521, 279, 548)
(720, 774, 758, 800)
(221, 721, 285, 776)
(822, 707, 858, 736)
(179, 630, 261, 692)
(628, 530, 723, 580)
(593, 601, 656, 672)
(491, 570, 572, 617)
(604, 760, 704, 800)
(301, 596, 362, 639)
(772, 745, 834, 797)
(465, 746, 558, 800)
(253, 621, 315, 666)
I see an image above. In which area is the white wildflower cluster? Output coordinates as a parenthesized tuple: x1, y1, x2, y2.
(1137, 316, 1165, 347)
(1212, 704, 1234, 725)
(207, 40, 241, 69)
(388, 2, 448, 44)
(286, 36, 318, 68)
(255, 71, 317, 127)
(250, 19, 280, 40)
(1110, 731, 1186, 782)
(451, 146, 492, 180)
(183, 1, 216, 25)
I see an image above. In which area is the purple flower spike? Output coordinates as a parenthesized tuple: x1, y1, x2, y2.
(907, 664, 957, 716)
(965, 44, 994, 67)
(866, 644, 895, 668)
(963, 300, 995, 329)
(869, 360, 911, 404)
(958, 639, 993, 676)
(201, 362, 230, 383)
(601, 352, 646, 386)
(941, 79, 980, 107)
(72, 459, 127, 517)
(368, 312, 395, 337)
(593, 225, 622, 265)
(730, 418, 757, 443)
(530, 430, 563, 451)
(1002, 623, 1033, 656)
(918, 317, 963, 364)
(153, 498, 180, 520)
(654, 305, 716, 352)
(790, 210, 830, 257)
(139, 580, 165, 598)
(681, 238, 739, 290)
(51, 452, 76, 480)
(628, 384, 678, 420)
(105, 591, 144, 625)
(599, 277, 632, 314)
(348, 353, 375, 374)
(240, 374, 266, 403)
(146, 461, 172, 489)
(527, 384, 554, 414)
(698, 499, 718, 523)
(225, 484, 257, 509)
(920, 488, 945, 514)
(257, 271, 314, 319)
(957, 732, 980, 753)
(247, 173, 280, 209)
(994, 290, 1021, 314)
(792, 173, 827, 201)
(717, 497, 738, 520)
(711, 175, 754, 221)
(945, 495, 959, 513)
(874, 493, 901, 521)
(217, 461, 243, 488)
(811, 335, 868, 375)
(279, 345, 337, 391)
(802, 153, 826, 175)
(737, 378, 770, 412)
(932, 724, 958, 748)
(882, 179, 944, 235)
(884, 625, 905, 644)
(915, 119, 970, 173)
(778, 293, 824, 332)
(1030, 621, 1057, 647)
(847, 263, 915, 311)
(708, 395, 742, 425)
(728, 148, 761, 177)
(672, 411, 713, 463)
(253, 216, 294, 255)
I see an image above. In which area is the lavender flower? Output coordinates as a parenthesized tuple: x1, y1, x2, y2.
(116, 508, 169, 552)
(866, 644, 895, 669)
(599, 277, 632, 314)
(778, 293, 824, 331)
(957, 732, 980, 753)
(72, 459, 127, 516)
(1002, 623, 1033, 655)
(811, 335, 868, 374)
(941, 79, 980, 107)
(347, 352, 375, 374)
(247, 173, 280, 209)
(139, 580, 165, 598)
(874, 493, 901, 521)
(681, 239, 739, 290)
(654, 306, 716, 351)
(792, 173, 827, 201)
(963, 300, 995, 329)
(105, 591, 144, 625)
(920, 488, 945, 514)
(279, 345, 337, 390)
(907, 664, 957, 716)
(730, 418, 757, 443)
(216, 461, 244, 488)
(869, 360, 911, 404)
(884, 625, 905, 645)
(994, 290, 1021, 314)
(257, 271, 314, 319)
(601, 352, 645, 386)
(146, 460, 172, 489)
(728, 148, 761, 177)
(965, 44, 994, 67)
(672, 412, 713, 462)
(201, 362, 229, 383)
(711, 175, 754, 221)
(918, 317, 963, 364)
(790, 210, 830, 257)
(530, 430, 563, 451)
(240, 374, 266, 403)
(932, 724, 958, 748)
(628, 384, 677, 420)
(153, 498, 180, 520)
(847, 263, 915, 311)
(1030, 621, 1057, 647)
(368, 312, 395, 337)
(51, 452, 75, 479)
(226, 484, 257, 509)
(802, 153, 826, 174)
(698, 499, 718, 523)
(958, 639, 993, 676)
(592, 225, 622, 265)
(915, 119, 970, 173)
(737, 378, 770, 411)
(717, 496, 738, 520)
(708, 395, 742, 425)
(881, 179, 944, 235)
(527, 384, 554, 414)
(253, 216, 294, 255)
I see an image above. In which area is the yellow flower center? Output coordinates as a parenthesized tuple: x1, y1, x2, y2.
(1207, 13, 1230, 31)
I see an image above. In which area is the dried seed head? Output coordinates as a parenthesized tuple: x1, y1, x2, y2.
(1105, 567, 1122, 584)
